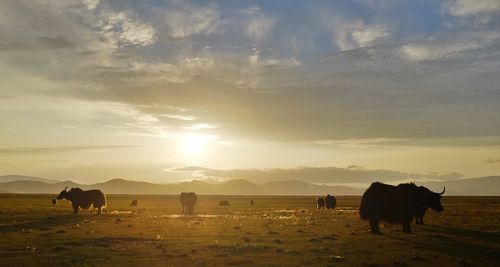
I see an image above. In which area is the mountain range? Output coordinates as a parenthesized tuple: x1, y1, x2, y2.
(0, 175, 499, 195)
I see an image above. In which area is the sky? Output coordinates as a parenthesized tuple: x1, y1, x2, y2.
(0, 0, 500, 184)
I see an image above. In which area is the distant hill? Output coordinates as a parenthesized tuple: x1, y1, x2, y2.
(421, 176, 500, 196)
(0, 178, 361, 195)
(0, 175, 498, 195)
(0, 175, 60, 184)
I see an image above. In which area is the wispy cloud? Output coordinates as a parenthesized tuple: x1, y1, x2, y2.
(485, 157, 500, 164)
(0, 145, 142, 154)
(163, 1, 220, 39)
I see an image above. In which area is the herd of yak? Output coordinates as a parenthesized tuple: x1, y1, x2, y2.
(54, 182, 445, 234)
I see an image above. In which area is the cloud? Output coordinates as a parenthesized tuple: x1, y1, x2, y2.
(335, 22, 390, 50)
(315, 5, 391, 51)
(183, 124, 216, 130)
(485, 157, 500, 164)
(199, 166, 463, 184)
(0, 145, 142, 154)
(97, 11, 156, 47)
(163, 2, 220, 39)
(245, 7, 275, 41)
(0, 36, 74, 51)
(398, 32, 500, 62)
(82, 0, 99, 10)
(446, 0, 500, 17)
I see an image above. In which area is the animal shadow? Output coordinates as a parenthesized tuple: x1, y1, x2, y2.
(0, 214, 85, 233)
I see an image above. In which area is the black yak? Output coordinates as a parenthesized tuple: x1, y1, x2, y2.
(250, 200, 254, 206)
(180, 192, 197, 215)
(56, 187, 106, 214)
(359, 182, 444, 234)
(325, 194, 337, 210)
(415, 186, 445, 225)
(316, 197, 325, 209)
(130, 200, 138, 207)
(219, 200, 230, 206)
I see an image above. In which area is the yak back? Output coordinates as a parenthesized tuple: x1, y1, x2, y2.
(67, 188, 106, 209)
(180, 192, 197, 206)
(325, 195, 336, 208)
(359, 182, 419, 223)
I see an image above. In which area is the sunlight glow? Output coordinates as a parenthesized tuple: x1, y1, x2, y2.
(182, 134, 207, 155)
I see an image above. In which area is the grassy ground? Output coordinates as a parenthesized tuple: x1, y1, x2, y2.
(0, 195, 498, 266)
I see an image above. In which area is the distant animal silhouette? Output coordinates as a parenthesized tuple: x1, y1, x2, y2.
(219, 200, 230, 206)
(250, 200, 254, 206)
(180, 192, 197, 215)
(316, 197, 325, 209)
(56, 187, 106, 214)
(415, 186, 445, 225)
(359, 182, 444, 234)
(325, 194, 337, 210)
(130, 200, 138, 207)
(52, 198, 57, 205)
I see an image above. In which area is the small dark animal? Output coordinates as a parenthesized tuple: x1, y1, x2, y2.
(415, 186, 445, 225)
(316, 197, 325, 209)
(325, 194, 337, 210)
(219, 200, 230, 206)
(130, 200, 138, 207)
(180, 192, 197, 215)
(56, 187, 106, 214)
(250, 200, 254, 206)
(52, 198, 57, 205)
(359, 182, 444, 234)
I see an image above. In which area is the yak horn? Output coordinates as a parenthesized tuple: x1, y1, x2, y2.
(439, 187, 445, 195)
(64, 186, 68, 191)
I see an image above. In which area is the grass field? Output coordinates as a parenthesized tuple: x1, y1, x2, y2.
(0, 194, 499, 266)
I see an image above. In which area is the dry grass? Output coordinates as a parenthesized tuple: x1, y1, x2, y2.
(0, 195, 499, 266)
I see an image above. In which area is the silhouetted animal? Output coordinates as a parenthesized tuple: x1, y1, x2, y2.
(325, 194, 337, 210)
(180, 192, 197, 215)
(52, 198, 57, 205)
(56, 187, 106, 214)
(130, 200, 138, 207)
(250, 200, 254, 206)
(219, 200, 230, 206)
(359, 182, 444, 234)
(415, 186, 445, 225)
(316, 197, 325, 209)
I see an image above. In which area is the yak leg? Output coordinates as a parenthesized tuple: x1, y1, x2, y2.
(97, 206, 102, 215)
(419, 216, 424, 225)
(72, 204, 79, 214)
(402, 220, 412, 233)
(369, 218, 381, 234)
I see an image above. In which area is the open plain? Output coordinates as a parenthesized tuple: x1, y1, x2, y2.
(0, 195, 499, 267)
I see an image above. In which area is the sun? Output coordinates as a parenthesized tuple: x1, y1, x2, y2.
(182, 134, 206, 155)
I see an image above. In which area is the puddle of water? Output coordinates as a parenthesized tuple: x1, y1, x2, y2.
(335, 209, 358, 213)
(273, 210, 296, 213)
(156, 214, 221, 218)
(109, 210, 133, 214)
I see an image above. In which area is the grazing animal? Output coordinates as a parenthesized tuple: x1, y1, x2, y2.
(250, 200, 254, 206)
(56, 187, 106, 214)
(316, 197, 325, 209)
(415, 186, 445, 225)
(219, 200, 230, 206)
(130, 200, 138, 207)
(325, 194, 337, 210)
(180, 192, 197, 215)
(359, 182, 444, 234)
